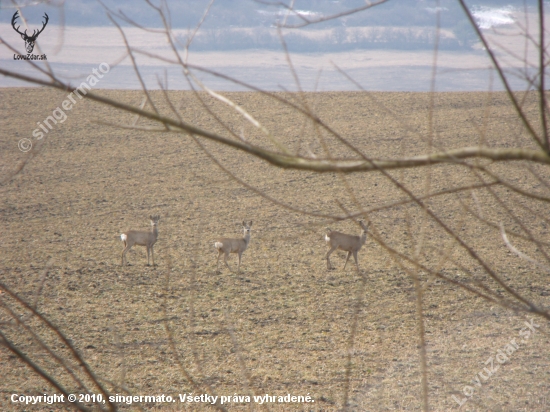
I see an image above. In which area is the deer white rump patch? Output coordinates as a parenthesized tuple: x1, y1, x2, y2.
(325, 234, 331, 242)
(214, 241, 223, 249)
(121, 234, 127, 242)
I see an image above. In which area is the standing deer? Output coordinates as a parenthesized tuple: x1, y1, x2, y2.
(214, 221, 253, 273)
(120, 215, 160, 266)
(325, 220, 370, 270)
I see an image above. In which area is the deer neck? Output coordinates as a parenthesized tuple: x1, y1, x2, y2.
(243, 232, 251, 246)
(151, 225, 158, 239)
(360, 230, 367, 245)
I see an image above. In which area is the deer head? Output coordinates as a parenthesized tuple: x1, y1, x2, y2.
(12, 11, 49, 54)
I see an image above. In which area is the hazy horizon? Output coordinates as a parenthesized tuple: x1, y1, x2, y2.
(0, 1, 545, 92)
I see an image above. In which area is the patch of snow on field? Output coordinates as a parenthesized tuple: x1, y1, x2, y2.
(471, 5, 515, 29)
(425, 7, 449, 14)
(257, 9, 322, 17)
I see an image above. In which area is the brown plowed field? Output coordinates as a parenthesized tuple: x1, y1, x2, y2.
(0, 88, 549, 411)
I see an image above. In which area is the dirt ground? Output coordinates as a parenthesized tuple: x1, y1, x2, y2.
(0, 88, 549, 411)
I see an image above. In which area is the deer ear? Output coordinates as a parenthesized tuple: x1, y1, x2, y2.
(249, 221, 253, 227)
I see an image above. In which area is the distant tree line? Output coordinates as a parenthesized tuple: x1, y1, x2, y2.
(5, 0, 507, 51)
(181, 25, 471, 52)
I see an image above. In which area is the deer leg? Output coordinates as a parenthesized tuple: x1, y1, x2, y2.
(121, 245, 131, 266)
(353, 251, 359, 271)
(343, 251, 352, 270)
(151, 246, 155, 266)
(146, 247, 150, 266)
(216, 250, 222, 273)
(121, 241, 127, 266)
(237, 252, 242, 273)
(326, 246, 337, 270)
(224, 252, 232, 271)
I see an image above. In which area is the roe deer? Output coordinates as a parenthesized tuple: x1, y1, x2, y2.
(325, 220, 370, 270)
(120, 215, 160, 266)
(214, 221, 253, 273)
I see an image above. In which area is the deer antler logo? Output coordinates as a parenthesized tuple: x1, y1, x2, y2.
(11, 11, 49, 54)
